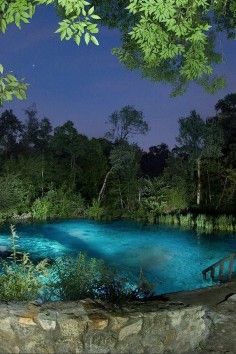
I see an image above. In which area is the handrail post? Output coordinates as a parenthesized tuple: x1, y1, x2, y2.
(219, 261, 224, 281)
(202, 252, 235, 283)
(210, 267, 215, 281)
(228, 254, 235, 281)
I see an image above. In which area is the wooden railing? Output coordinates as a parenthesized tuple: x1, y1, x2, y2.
(202, 252, 236, 282)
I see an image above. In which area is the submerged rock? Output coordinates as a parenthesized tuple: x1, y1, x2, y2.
(0, 247, 24, 260)
(0, 246, 11, 258)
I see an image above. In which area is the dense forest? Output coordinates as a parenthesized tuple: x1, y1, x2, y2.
(0, 93, 236, 232)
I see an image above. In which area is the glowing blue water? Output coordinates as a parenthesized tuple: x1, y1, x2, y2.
(0, 219, 235, 294)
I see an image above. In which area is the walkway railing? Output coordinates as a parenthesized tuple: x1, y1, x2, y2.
(202, 252, 236, 282)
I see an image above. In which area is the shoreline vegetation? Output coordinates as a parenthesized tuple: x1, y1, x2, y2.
(0, 209, 235, 234)
(0, 226, 154, 302)
(0, 96, 235, 236)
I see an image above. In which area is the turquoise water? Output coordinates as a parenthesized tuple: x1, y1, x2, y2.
(0, 219, 235, 294)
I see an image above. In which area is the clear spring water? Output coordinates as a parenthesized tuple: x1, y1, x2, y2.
(0, 219, 235, 295)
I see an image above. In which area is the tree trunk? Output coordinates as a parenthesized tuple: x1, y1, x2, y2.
(70, 155, 76, 187)
(207, 169, 212, 205)
(217, 176, 228, 209)
(196, 158, 201, 206)
(118, 178, 124, 209)
(98, 167, 113, 203)
(138, 189, 141, 204)
(41, 152, 45, 197)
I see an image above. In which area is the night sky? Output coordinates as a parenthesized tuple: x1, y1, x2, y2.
(1, 7, 236, 149)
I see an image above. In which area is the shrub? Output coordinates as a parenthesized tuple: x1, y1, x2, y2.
(53, 253, 154, 303)
(32, 188, 85, 220)
(86, 200, 105, 221)
(179, 213, 195, 228)
(53, 253, 102, 301)
(0, 255, 48, 301)
(130, 205, 146, 221)
(100, 265, 138, 303)
(0, 226, 48, 301)
(158, 214, 176, 225)
(97, 267, 154, 303)
(138, 197, 166, 223)
(215, 215, 235, 232)
(165, 186, 188, 213)
(157, 212, 236, 233)
(0, 229, 154, 303)
(196, 214, 213, 233)
(0, 212, 7, 225)
(137, 268, 155, 298)
(32, 197, 52, 220)
(0, 174, 29, 214)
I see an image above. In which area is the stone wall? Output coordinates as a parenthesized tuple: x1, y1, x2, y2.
(0, 300, 211, 353)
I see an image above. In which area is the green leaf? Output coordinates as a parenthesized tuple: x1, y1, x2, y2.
(91, 14, 101, 20)
(88, 6, 94, 16)
(60, 30, 67, 40)
(7, 74, 16, 81)
(15, 13, 21, 29)
(75, 35, 81, 46)
(90, 35, 99, 46)
(84, 32, 90, 45)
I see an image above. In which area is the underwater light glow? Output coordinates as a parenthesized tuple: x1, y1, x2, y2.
(0, 219, 235, 294)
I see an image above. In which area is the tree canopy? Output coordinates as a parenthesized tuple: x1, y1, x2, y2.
(0, 0, 236, 104)
(0, 95, 235, 228)
(105, 105, 149, 142)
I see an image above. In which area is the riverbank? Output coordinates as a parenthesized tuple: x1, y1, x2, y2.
(1, 209, 236, 234)
(131, 212, 236, 233)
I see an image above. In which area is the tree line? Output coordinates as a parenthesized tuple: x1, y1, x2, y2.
(0, 94, 235, 228)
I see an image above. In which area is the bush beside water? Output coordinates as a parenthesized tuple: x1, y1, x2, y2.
(32, 188, 85, 220)
(0, 226, 48, 301)
(0, 226, 154, 303)
(124, 201, 236, 232)
(156, 213, 236, 233)
(53, 253, 153, 303)
(0, 205, 235, 233)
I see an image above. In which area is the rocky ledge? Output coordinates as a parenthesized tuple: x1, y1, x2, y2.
(0, 299, 210, 354)
(0, 282, 235, 353)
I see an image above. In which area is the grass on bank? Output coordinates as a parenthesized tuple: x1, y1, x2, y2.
(0, 188, 235, 234)
(156, 213, 236, 233)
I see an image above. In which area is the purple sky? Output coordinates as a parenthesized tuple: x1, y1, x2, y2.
(1, 7, 236, 149)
